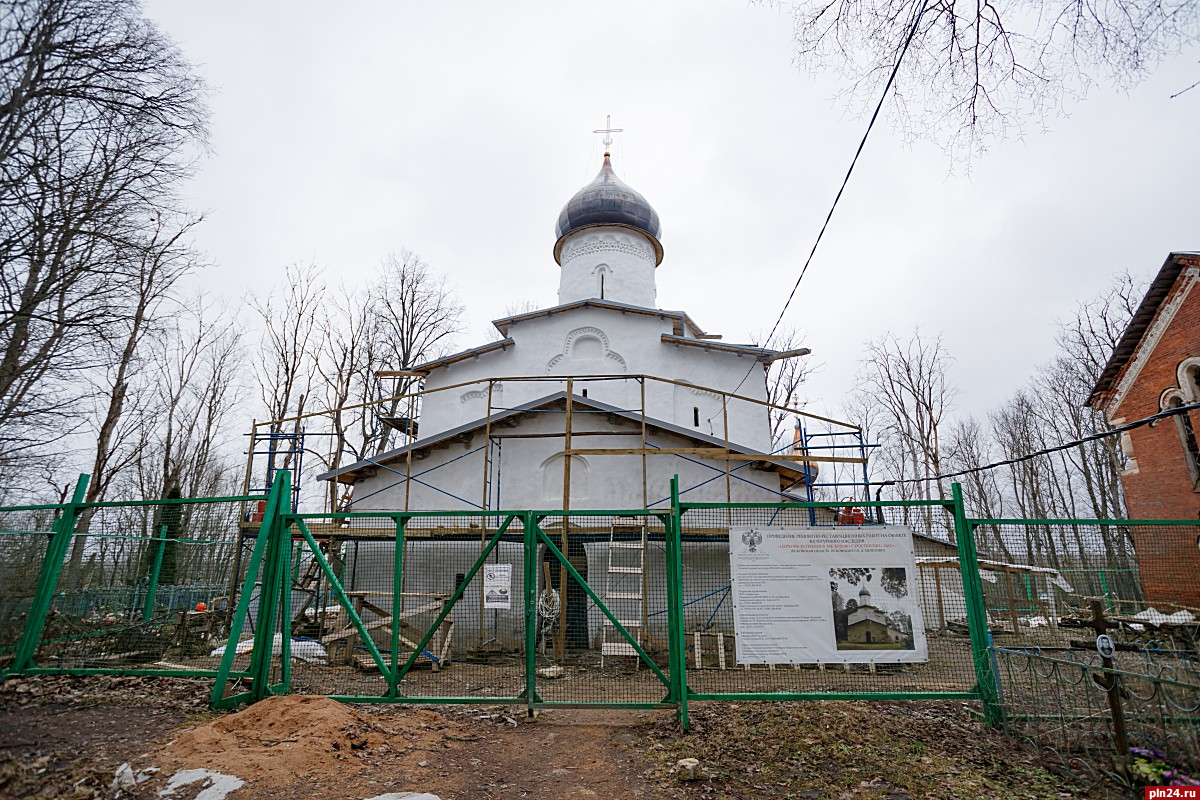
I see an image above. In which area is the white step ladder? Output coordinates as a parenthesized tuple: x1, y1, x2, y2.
(601, 522, 645, 666)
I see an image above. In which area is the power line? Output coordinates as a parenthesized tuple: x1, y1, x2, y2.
(881, 401, 1200, 487)
(724, 1, 929, 402)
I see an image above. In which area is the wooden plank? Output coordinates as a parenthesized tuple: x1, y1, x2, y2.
(438, 622, 455, 667)
(1005, 571, 1020, 633)
(563, 448, 866, 463)
(933, 565, 947, 631)
(318, 599, 446, 644)
(714, 454, 868, 464)
(320, 615, 393, 643)
(264, 373, 859, 432)
(558, 378, 573, 663)
(566, 447, 728, 456)
(488, 430, 630, 439)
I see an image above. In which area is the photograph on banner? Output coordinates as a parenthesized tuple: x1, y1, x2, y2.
(830, 566, 916, 651)
(728, 526, 928, 664)
(483, 563, 512, 610)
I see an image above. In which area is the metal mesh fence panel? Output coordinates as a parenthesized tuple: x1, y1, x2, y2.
(30, 499, 245, 674)
(283, 514, 527, 702)
(531, 513, 672, 706)
(678, 504, 979, 697)
(970, 521, 1152, 648)
(978, 520, 1200, 787)
(0, 508, 58, 665)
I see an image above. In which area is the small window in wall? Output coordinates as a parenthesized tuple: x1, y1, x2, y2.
(693, 407, 700, 428)
(599, 273, 605, 300)
(581, 389, 588, 398)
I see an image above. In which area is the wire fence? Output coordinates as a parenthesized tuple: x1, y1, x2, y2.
(971, 519, 1200, 792)
(0, 508, 57, 662)
(7, 471, 1200, 795)
(996, 648, 1200, 789)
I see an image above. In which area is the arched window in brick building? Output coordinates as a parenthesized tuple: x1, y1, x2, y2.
(1163, 388, 1200, 490)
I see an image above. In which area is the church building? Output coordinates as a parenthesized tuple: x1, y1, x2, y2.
(319, 151, 812, 512)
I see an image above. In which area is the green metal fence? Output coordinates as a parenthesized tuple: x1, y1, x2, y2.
(2, 475, 261, 681)
(964, 516, 1200, 790)
(7, 472, 1198, 761)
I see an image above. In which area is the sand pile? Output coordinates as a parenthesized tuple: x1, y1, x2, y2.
(161, 695, 452, 786)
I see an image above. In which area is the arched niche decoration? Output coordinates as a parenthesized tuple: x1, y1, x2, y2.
(540, 452, 589, 503)
(545, 326, 627, 374)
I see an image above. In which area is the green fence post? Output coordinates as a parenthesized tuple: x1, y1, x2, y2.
(9, 474, 90, 675)
(275, 514, 293, 695)
(211, 472, 288, 708)
(142, 525, 168, 622)
(951, 482, 1003, 727)
(389, 515, 406, 698)
(669, 474, 689, 731)
(247, 475, 288, 702)
(524, 512, 538, 717)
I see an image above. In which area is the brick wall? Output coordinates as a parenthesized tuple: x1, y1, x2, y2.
(1111, 271, 1200, 607)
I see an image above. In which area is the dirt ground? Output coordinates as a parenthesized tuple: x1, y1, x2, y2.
(0, 675, 1107, 800)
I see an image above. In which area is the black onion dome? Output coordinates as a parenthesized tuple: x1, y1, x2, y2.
(553, 153, 663, 266)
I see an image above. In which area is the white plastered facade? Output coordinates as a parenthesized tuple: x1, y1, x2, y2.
(339, 219, 784, 512)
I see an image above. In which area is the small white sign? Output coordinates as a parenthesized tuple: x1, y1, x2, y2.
(1096, 633, 1116, 660)
(483, 563, 512, 610)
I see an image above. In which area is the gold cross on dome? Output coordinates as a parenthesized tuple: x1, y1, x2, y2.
(593, 114, 623, 153)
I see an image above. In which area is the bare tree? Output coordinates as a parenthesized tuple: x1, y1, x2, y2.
(82, 217, 201, 506)
(151, 299, 244, 500)
(249, 252, 464, 510)
(755, 326, 816, 449)
(250, 262, 325, 476)
(981, 273, 1141, 594)
(854, 329, 957, 535)
(64, 297, 243, 585)
(768, 0, 1199, 156)
(315, 282, 375, 509)
(945, 416, 1012, 558)
(0, 0, 206, 482)
(365, 251, 463, 455)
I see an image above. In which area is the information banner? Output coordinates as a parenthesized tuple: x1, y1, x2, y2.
(483, 563, 512, 610)
(728, 526, 928, 664)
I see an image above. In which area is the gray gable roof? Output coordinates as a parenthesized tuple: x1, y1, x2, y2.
(317, 390, 807, 488)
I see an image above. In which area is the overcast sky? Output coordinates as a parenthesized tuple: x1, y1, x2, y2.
(142, 0, 1199, 427)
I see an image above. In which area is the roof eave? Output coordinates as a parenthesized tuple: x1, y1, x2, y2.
(1088, 251, 1200, 409)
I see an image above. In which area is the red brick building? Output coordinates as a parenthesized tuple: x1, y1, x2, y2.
(1089, 252, 1200, 608)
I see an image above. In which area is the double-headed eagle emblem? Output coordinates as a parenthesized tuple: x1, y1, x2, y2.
(741, 529, 763, 553)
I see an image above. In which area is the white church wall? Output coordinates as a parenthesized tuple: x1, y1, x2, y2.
(418, 307, 666, 437)
(557, 227, 657, 307)
(348, 410, 785, 514)
(418, 307, 773, 452)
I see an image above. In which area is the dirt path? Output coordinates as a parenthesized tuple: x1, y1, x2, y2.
(0, 676, 210, 798)
(144, 698, 662, 800)
(1, 677, 1105, 799)
(430, 708, 661, 799)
